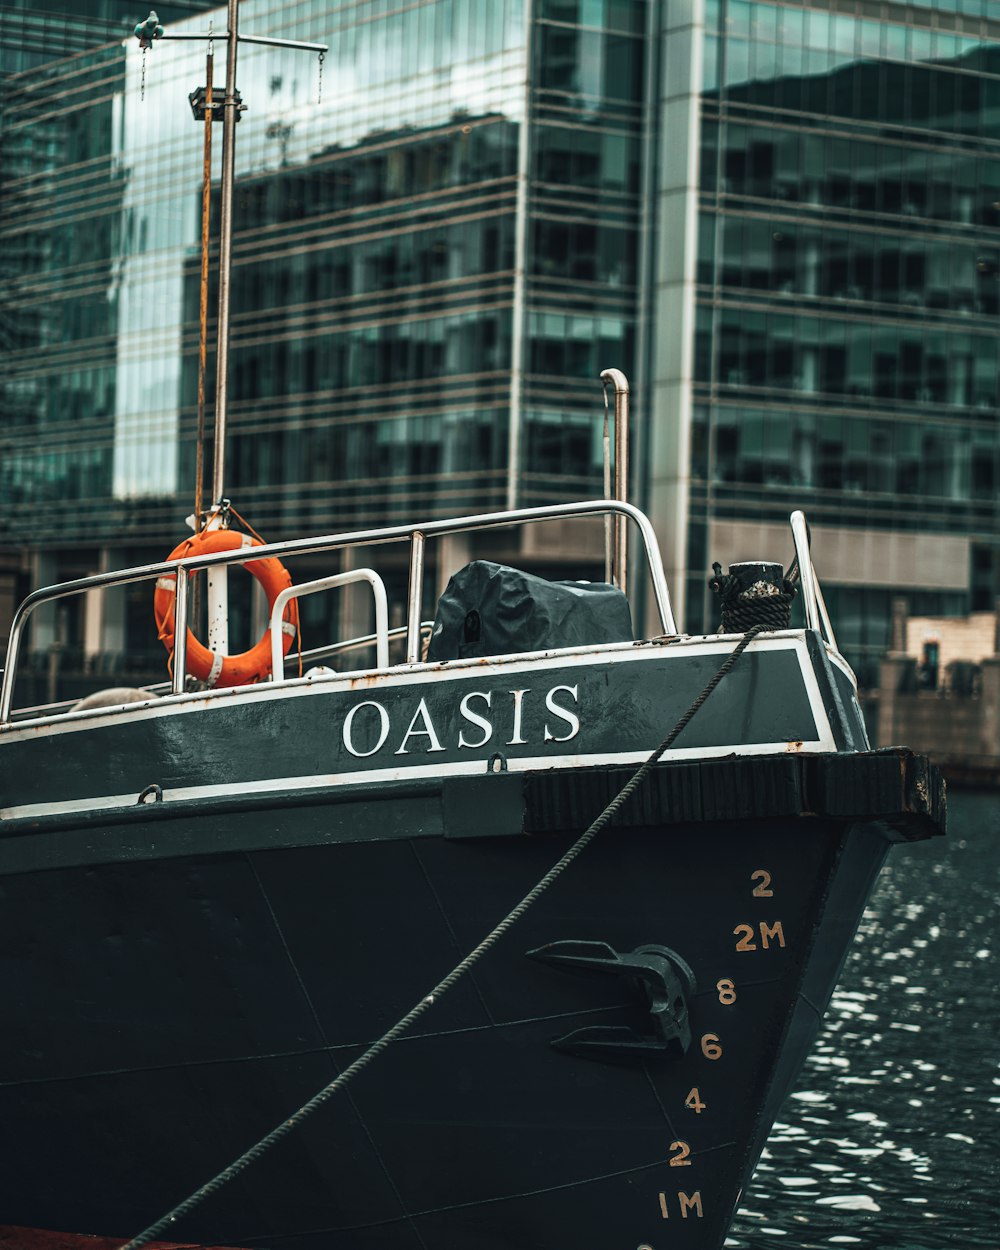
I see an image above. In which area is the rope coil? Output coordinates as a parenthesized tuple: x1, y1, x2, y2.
(709, 563, 797, 633)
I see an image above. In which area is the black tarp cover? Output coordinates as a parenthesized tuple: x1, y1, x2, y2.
(427, 560, 633, 661)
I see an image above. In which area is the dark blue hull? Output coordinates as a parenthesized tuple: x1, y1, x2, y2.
(0, 749, 943, 1250)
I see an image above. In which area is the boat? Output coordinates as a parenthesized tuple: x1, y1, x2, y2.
(0, 8, 945, 1250)
(0, 452, 947, 1250)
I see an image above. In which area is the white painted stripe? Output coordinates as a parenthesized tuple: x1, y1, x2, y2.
(206, 651, 224, 686)
(155, 577, 176, 592)
(0, 735, 838, 823)
(797, 643, 838, 749)
(827, 647, 861, 693)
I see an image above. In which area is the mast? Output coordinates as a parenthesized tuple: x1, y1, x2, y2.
(212, 0, 239, 509)
(135, 5, 327, 515)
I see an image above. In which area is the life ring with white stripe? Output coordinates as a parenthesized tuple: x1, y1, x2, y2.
(153, 528, 298, 688)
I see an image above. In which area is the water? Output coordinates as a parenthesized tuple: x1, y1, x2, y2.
(727, 788, 1000, 1250)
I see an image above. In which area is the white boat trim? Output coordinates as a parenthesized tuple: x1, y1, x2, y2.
(0, 632, 824, 741)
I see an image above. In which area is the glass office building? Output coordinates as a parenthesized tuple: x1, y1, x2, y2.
(1, 0, 999, 689)
(673, 0, 1000, 682)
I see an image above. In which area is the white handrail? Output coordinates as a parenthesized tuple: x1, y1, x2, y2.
(1, 499, 674, 723)
(269, 569, 389, 682)
(813, 575, 838, 654)
(789, 510, 837, 650)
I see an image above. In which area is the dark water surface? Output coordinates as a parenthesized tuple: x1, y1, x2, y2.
(727, 788, 1000, 1249)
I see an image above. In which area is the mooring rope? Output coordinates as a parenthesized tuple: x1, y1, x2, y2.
(118, 623, 766, 1250)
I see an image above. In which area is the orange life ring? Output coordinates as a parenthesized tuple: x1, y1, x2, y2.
(153, 528, 299, 688)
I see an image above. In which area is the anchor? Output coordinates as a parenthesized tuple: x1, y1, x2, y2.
(526, 939, 697, 1062)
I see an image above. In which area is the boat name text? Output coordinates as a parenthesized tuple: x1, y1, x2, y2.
(342, 685, 581, 758)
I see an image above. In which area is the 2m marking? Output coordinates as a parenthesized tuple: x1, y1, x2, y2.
(669, 1140, 692, 1166)
(760, 920, 785, 948)
(735, 920, 786, 950)
(751, 869, 773, 896)
(734, 924, 756, 951)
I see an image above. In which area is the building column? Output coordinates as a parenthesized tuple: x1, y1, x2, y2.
(876, 655, 906, 748)
(29, 552, 60, 652)
(505, 0, 534, 511)
(647, 0, 704, 633)
(82, 548, 129, 668)
(979, 657, 1000, 760)
(436, 533, 470, 598)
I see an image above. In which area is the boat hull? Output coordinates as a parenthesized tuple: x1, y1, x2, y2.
(0, 752, 942, 1250)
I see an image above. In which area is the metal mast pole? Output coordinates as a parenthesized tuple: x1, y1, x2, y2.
(194, 44, 213, 529)
(138, 3, 325, 513)
(133, 7, 326, 672)
(212, 0, 240, 507)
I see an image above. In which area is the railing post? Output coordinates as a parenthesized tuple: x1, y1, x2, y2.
(406, 532, 426, 663)
(172, 569, 189, 695)
(790, 511, 821, 634)
(269, 570, 390, 682)
(0, 612, 26, 725)
(601, 368, 629, 596)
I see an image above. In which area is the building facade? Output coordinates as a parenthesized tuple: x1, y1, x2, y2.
(664, 0, 1000, 685)
(2, 0, 1000, 694)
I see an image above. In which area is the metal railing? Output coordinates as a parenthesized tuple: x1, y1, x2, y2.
(0, 499, 675, 725)
(790, 510, 838, 652)
(600, 368, 629, 595)
(3, 622, 436, 724)
(269, 569, 390, 680)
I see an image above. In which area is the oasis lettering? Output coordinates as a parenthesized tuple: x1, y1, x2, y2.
(342, 685, 581, 758)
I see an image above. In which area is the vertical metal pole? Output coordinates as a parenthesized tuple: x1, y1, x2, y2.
(632, 0, 660, 636)
(195, 48, 213, 530)
(601, 369, 630, 595)
(506, 0, 533, 513)
(0, 609, 26, 723)
(172, 569, 190, 695)
(790, 511, 821, 634)
(406, 532, 426, 663)
(602, 391, 612, 585)
(211, 0, 239, 506)
(614, 380, 629, 597)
